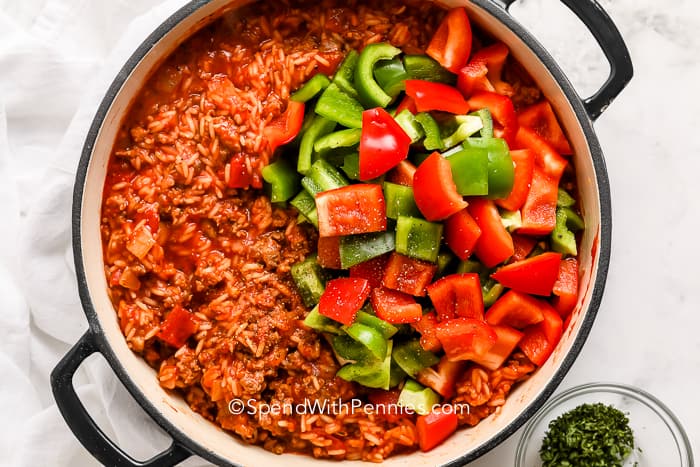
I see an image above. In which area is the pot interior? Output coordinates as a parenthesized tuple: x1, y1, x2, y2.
(77, 0, 605, 464)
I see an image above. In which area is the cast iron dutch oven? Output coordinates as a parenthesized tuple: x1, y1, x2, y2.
(51, 0, 632, 465)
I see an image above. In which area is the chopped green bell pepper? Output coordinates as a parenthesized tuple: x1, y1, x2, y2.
(395, 216, 443, 263)
(500, 209, 522, 232)
(394, 109, 424, 143)
(471, 108, 494, 138)
(398, 379, 440, 415)
(298, 115, 336, 175)
(392, 339, 439, 377)
(291, 255, 327, 307)
(290, 189, 318, 227)
(403, 55, 456, 84)
(563, 207, 585, 231)
(415, 112, 444, 151)
(303, 305, 341, 334)
(332, 49, 360, 99)
(344, 322, 388, 360)
(291, 73, 331, 102)
(337, 341, 393, 389)
(301, 159, 349, 196)
(463, 137, 514, 199)
(313, 127, 362, 155)
(445, 145, 489, 196)
(551, 206, 583, 256)
(374, 57, 408, 100)
(341, 152, 360, 180)
(557, 188, 577, 208)
(436, 250, 457, 277)
(339, 232, 396, 269)
(332, 334, 374, 362)
(356, 309, 399, 339)
(482, 280, 505, 307)
(384, 182, 421, 220)
(315, 83, 364, 128)
(441, 115, 483, 149)
(261, 158, 300, 203)
(390, 359, 408, 388)
(355, 43, 402, 108)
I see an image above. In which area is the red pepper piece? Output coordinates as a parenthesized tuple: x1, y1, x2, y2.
(318, 277, 371, 325)
(519, 304, 563, 366)
(514, 126, 568, 180)
(395, 95, 418, 115)
(315, 184, 387, 237)
(349, 254, 390, 290)
(226, 153, 255, 188)
(444, 208, 482, 261)
(495, 149, 534, 212)
(263, 100, 305, 153)
(416, 355, 466, 398)
(416, 410, 459, 452)
(426, 7, 472, 73)
(411, 311, 442, 352)
(413, 152, 468, 221)
(382, 252, 437, 297)
(457, 59, 494, 97)
(405, 80, 471, 115)
(158, 305, 198, 348)
(470, 324, 524, 371)
(518, 101, 572, 155)
(510, 234, 538, 262)
(468, 42, 512, 96)
(427, 273, 484, 321)
(435, 318, 497, 362)
(359, 107, 411, 180)
(317, 236, 342, 269)
(552, 257, 579, 316)
(386, 160, 417, 187)
(371, 287, 423, 324)
(468, 90, 518, 147)
(468, 198, 514, 268)
(485, 290, 547, 329)
(491, 252, 562, 296)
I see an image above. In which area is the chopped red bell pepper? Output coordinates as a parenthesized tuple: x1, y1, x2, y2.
(519, 304, 563, 366)
(411, 311, 442, 352)
(382, 252, 437, 296)
(457, 59, 494, 97)
(318, 277, 371, 325)
(386, 160, 417, 187)
(349, 254, 390, 290)
(371, 287, 423, 324)
(470, 324, 524, 371)
(427, 273, 484, 321)
(413, 152, 468, 221)
(158, 305, 198, 348)
(484, 290, 546, 329)
(495, 149, 534, 212)
(416, 410, 459, 452)
(435, 318, 497, 362)
(468, 90, 518, 147)
(491, 252, 562, 296)
(317, 236, 342, 269)
(518, 166, 559, 235)
(395, 95, 418, 115)
(416, 355, 465, 398)
(226, 153, 255, 188)
(552, 257, 579, 316)
(315, 184, 387, 237)
(468, 42, 512, 96)
(518, 101, 572, 155)
(444, 208, 482, 260)
(426, 7, 472, 74)
(359, 107, 411, 180)
(510, 233, 538, 262)
(468, 198, 514, 268)
(514, 126, 568, 180)
(367, 389, 406, 423)
(405, 80, 471, 115)
(263, 100, 305, 153)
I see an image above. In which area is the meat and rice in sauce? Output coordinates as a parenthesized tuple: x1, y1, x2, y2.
(102, 0, 575, 461)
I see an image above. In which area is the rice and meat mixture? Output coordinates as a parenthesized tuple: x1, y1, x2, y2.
(101, 0, 535, 461)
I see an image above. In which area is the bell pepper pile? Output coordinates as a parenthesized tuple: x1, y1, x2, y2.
(263, 6, 584, 453)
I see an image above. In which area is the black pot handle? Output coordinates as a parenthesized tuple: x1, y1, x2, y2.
(497, 0, 633, 120)
(51, 331, 191, 467)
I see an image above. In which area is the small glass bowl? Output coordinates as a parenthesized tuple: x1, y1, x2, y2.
(515, 382, 694, 467)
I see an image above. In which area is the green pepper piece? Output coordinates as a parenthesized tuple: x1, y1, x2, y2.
(313, 128, 362, 154)
(551, 207, 577, 256)
(298, 115, 336, 175)
(341, 152, 360, 180)
(483, 281, 505, 307)
(445, 145, 489, 196)
(471, 108, 494, 138)
(261, 159, 301, 203)
(291, 255, 327, 307)
(463, 137, 514, 199)
(356, 309, 398, 339)
(392, 339, 440, 377)
(436, 250, 457, 277)
(393, 109, 424, 143)
(395, 216, 443, 263)
(383, 182, 421, 220)
(500, 209, 522, 232)
(344, 323, 388, 360)
(456, 259, 482, 274)
(398, 379, 440, 415)
(403, 55, 456, 84)
(290, 189, 318, 227)
(303, 305, 341, 334)
(339, 232, 396, 269)
(355, 43, 402, 109)
(415, 112, 444, 151)
(332, 334, 374, 362)
(302, 159, 349, 196)
(315, 83, 364, 128)
(333, 50, 360, 99)
(336, 341, 393, 389)
(389, 359, 408, 388)
(291, 73, 331, 103)
(563, 207, 585, 231)
(442, 115, 484, 150)
(374, 57, 408, 100)
(557, 188, 576, 207)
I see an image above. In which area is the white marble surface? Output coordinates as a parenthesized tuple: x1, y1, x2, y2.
(0, 0, 697, 465)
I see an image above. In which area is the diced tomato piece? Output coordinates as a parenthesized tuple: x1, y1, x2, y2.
(318, 277, 371, 325)
(263, 100, 305, 153)
(468, 90, 518, 147)
(426, 7, 472, 73)
(514, 126, 568, 180)
(457, 59, 494, 97)
(386, 160, 417, 187)
(518, 101, 572, 155)
(227, 153, 255, 188)
(510, 234, 538, 262)
(427, 273, 484, 321)
(444, 208, 482, 260)
(411, 311, 442, 352)
(395, 95, 418, 115)
(417, 410, 459, 452)
(417, 355, 465, 398)
(552, 257, 579, 316)
(317, 236, 342, 269)
(135, 206, 160, 234)
(495, 149, 534, 212)
(470, 325, 523, 371)
(158, 305, 198, 348)
(519, 305, 563, 366)
(492, 252, 562, 296)
(435, 318, 497, 362)
(359, 107, 411, 180)
(469, 42, 512, 96)
(405, 80, 471, 115)
(485, 290, 546, 329)
(382, 252, 437, 296)
(315, 184, 387, 237)
(349, 254, 389, 289)
(468, 198, 514, 268)
(413, 152, 468, 221)
(371, 287, 423, 324)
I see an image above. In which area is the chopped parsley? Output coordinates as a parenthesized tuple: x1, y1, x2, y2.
(540, 403, 635, 466)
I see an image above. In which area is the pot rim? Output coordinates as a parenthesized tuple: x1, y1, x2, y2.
(67, 0, 612, 465)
